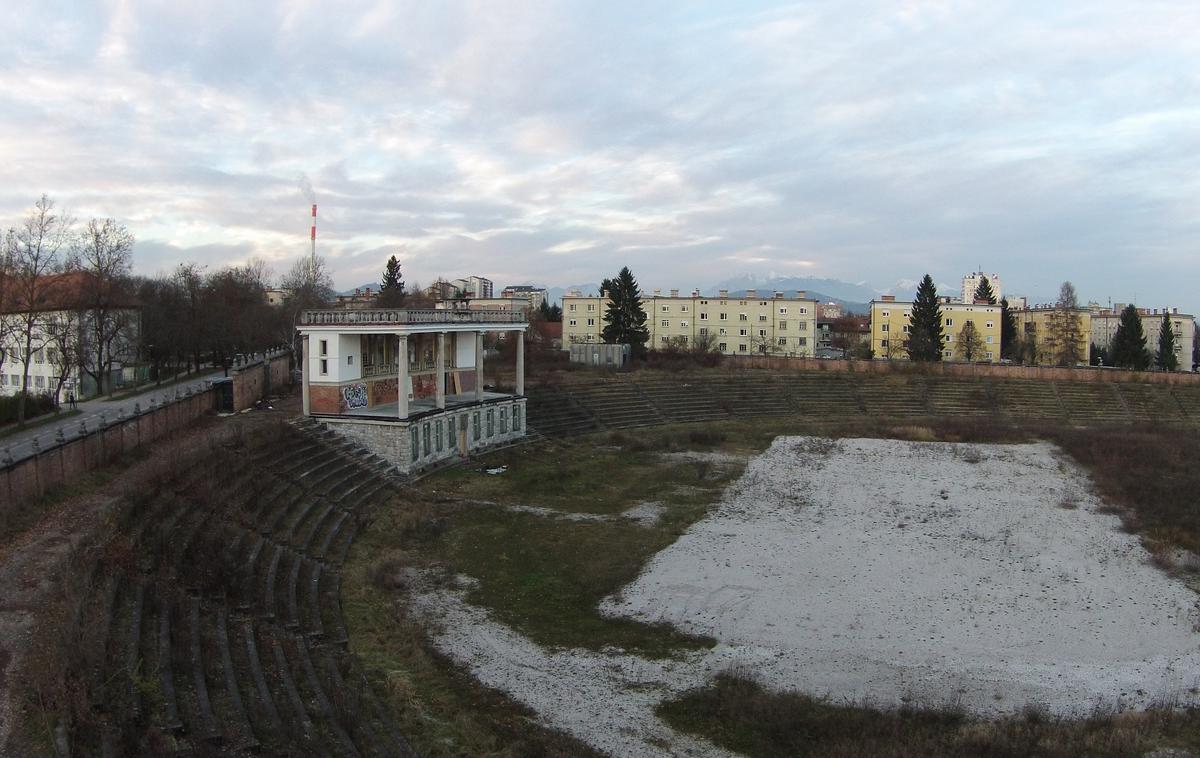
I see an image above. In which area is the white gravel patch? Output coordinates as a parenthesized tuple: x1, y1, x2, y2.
(623, 501, 667, 526)
(603, 436, 1200, 717)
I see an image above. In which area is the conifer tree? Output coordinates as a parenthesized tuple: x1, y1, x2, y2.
(973, 276, 997, 305)
(1156, 309, 1179, 371)
(600, 266, 650, 357)
(1111, 303, 1149, 370)
(1000, 297, 1019, 361)
(377, 254, 406, 307)
(906, 274, 944, 361)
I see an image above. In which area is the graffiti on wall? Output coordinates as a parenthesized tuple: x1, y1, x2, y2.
(342, 383, 369, 409)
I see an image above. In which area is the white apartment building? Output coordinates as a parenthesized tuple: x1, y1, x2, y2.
(1089, 305, 1195, 367)
(961, 271, 1002, 303)
(450, 275, 494, 299)
(562, 288, 819, 357)
(499, 285, 548, 311)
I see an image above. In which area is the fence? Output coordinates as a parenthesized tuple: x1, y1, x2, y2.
(0, 351, 292, 509)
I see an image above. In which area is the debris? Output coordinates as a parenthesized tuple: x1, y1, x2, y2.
(485, 465, 508, 475)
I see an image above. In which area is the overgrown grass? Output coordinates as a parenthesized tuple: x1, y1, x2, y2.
(659, 670, 1200, 758)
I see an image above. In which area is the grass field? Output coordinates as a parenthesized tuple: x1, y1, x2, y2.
(344, 415, 1200, 756)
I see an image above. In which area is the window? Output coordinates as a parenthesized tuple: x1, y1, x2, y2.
(699, 327, 708, 336)
(422, 423, 431, 456)
(661, 305, 670, 312)
(881, 311, 889, 318)
(35, 375, 44, 388)
(779, 307, 788, 315)
(880, 339, 888, 348)
(758, 344, 767, 353)
(881, 324, 889, 332)
(410, 427, 419, 461)
(435, 420, 444, 452)
(473, 411, 481, 441)
(319, 340, 328, 356)
(739, 313, 748, 321)
(513, 405, 522, 431)
(718, 342, 728, 351)
(758, 329, 767, 337)
(486, 409, 495, 437)
(719, 313, 728, 320)
(946, 334, 953, 342)
(719, 328, 728, 336)
(347, 355, 354, 366)
(758, 314, 768, 322)
(568, 303, 577, 312)
(34, 350, 44, 364)
(738, 343, 747, 352)
(661, 336, 669, 343)
(661, 319, 670, 328)
(985, 321, 994, 328)
(699, 312, 708, 320)
(799, 307, 807, 314)
(944, 349, 953, 358)
(986, 336, 994, 344)
(0, 375, 5, 386)
(500, 407, 508, 434)
(319, 359, 328, 375)
(778, 337, 787, 346)
(986, 352, 993, 359)
(798, 337, 807, 346)
(739, 328, 748, 336)
(568, 319, 577, 326)
(680, 320, 689, 328)
(945, 318, 953, 326)
(587, 303, 595, 311)
(587, 318, 595, 326)
(798, 322, 807, 331)
(902, 325, 910, 333)
(680, 305, 688, 313)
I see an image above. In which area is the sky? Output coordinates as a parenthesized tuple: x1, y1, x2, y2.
(1, 1, 1197, 310)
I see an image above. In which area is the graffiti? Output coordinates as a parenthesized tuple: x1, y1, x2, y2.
(342, 383, 368, 409)
(372, 377, 398, 404)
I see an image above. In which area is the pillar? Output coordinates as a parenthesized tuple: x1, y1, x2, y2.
(436, 332, 446, 409)
(397, 333, 409, 419)
(515, 329, 525, 396)
(301, 334, 311, 415)
(475, 330, 484, 401)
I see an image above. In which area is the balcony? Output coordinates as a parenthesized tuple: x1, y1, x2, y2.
(300, 308, 526, 326)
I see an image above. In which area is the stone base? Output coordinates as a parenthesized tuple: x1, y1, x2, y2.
(315, 397, 527, 474)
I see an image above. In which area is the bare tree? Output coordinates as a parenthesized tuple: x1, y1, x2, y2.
(173, 262, 207, 372)
(5, 195, 72, 424)
(1044, 281, 1086, 366)
(71, 218, 135, 395)
(280, 253, 335, 356)
(955, 320, 986, 361)
(44, 309, 80, 405)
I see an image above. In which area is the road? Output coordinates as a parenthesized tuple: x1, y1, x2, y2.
(2, 369, 227, 463)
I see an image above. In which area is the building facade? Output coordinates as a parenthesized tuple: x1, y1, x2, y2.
(297, 306, 528, 473)
(450, 276, 494, 299)
(961, 271, 1002, 303)
(1089, 305, 1195, 367)
(1012, 306, 1093, 365)
(869, 296, 1002, 361)
(499, 286, 548, 311)
(562, 289, 819, 357)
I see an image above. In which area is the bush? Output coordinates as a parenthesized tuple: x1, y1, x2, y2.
(0, 392, 58, 425)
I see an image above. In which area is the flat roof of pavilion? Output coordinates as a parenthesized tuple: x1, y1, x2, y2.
(298, 308, 527, 333)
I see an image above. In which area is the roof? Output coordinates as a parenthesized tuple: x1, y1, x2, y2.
(0, 271, 140, 314)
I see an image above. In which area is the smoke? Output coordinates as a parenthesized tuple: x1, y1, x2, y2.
(297, 173, 316, 204)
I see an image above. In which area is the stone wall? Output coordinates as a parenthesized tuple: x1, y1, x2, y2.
(319, 397, 527, 474)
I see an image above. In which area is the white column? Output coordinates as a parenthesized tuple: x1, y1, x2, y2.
(475, 330, 484, 401)
(436, 331, 446, 409)
(397, 333, 409, 419)
(515, 329, 525, 396)
(301, 334, 311, 415)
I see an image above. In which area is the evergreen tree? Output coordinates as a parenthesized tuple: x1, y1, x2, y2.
(537, 300, 563, 322)
(1000, 297, 1019, 361)
(906, 274, 944, 361)
(600, 266, 650, 357)
(377, 255, 406, 307)
(1044, 281, 1085, 366)
(1156, 309, 1179, 371)
(973, 276, 997, 305)
(1110, 303, 1149, 370)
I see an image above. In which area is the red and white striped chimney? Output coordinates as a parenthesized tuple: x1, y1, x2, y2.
(310, 203, 317, 258)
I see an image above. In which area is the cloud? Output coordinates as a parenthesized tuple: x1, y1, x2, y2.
(0, 2, 1196, 312)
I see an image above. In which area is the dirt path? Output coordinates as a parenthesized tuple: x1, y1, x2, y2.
(0, 413, 266, 752)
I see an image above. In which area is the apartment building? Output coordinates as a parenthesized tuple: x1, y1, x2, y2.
(562, 288, 819, 357)
(1012, 306, 1092, 365)
(961, 271, 1002, 303)
(499, 285, 548, 311)
(869, 296, 1002, 361)
(1089, 305, 1195, 366)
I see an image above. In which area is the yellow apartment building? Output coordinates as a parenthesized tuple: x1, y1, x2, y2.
(562, 288, 819, 357)
(869, 296, 1002, 361)
(1013, 306, 1092, 365)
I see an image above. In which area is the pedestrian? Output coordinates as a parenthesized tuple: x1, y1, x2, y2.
(68, 392, 77, 410)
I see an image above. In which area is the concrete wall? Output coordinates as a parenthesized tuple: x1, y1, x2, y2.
(319, 397, 527, 474)
(727, 355, 1200, 385)
(0, 350, 294, 511)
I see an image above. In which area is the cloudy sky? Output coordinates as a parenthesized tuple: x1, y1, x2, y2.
(2, 1, 1197, 309)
